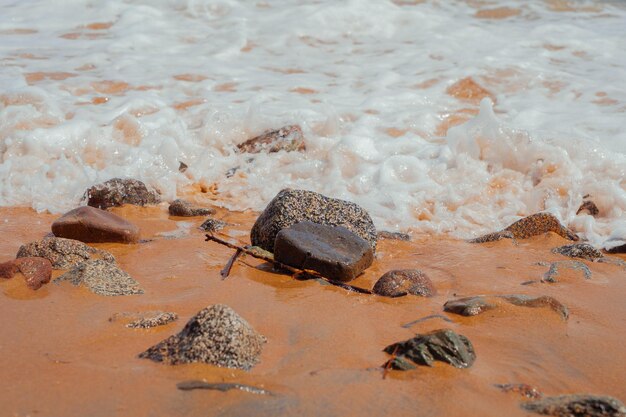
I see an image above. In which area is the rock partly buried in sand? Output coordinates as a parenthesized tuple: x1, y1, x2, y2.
(237, 125, 305, 154)
(495, 383, 543, 400)
(274, 221, 373, 282)
(251, 189, 377, 253)
(51, 206, 140, 243)
(522, 394, 626, 417)
(16, 237, 115, 269)
(377, 231, 411, 241)
(139, 304, 265, 370)
(383, 329, 476, 370)
(444, 295, 569, 320)
(540, 260, 592, 283)
(85, 178, 161, 209)
(552, 243, 603, 261)
(176, 380, 272, 395)
(55, 259, 143, 296)
(168, 199, 215, 217)
(373, 269, 436, 298)
(470, 213, 578, 243)
(110, 311, 179, 329)
(0, 257, 52, 290)
(199, 217, 227, 233)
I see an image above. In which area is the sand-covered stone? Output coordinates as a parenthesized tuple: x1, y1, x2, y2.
(522, 394, 626, 417)
(552, 243, 603, 261)
(373, 269, 435, 297)
(168, 199, 215, 217)
(377, 231, 411, 241)
(237, 125, 305, 154)
(139, 304, 265, 370)
(383, 329, 475, 370)
(85, 178, 161, 209)
(540, 260, 592, 283)
(51, 206, 140, 243)
(251, 189, 377, 253)
(470, 213, 578, 243)
(274, 221, 373, 282)
(55, 259, 143, 296)
(200, 217, 227, 233)
(495, 383, 543, 399)
(16, 237, 115, 269)
(444, 296, 497, 316)
(445, 295, 568, 320)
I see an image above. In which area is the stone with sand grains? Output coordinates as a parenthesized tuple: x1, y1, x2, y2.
(469, 213, 578, 243)
(237, 125, 305, 154)
(0, 257, 52, 289)
(274, 221, 373, 282)
(251, 189, 377, 253)
(55, 259, 143, 296)
(552, 243, 603, 261)
(383, 329, 476, 370)
(168, 199, 215, 217)
(52, 206, 140, 243)
(373, 269, 435, 297)
(16, 237, 115, 269)
(139, 304, 265, 370)
(522, 394, 626, 417)
(85, 178, 161, 209)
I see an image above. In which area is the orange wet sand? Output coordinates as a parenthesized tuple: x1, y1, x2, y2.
(1, 206, 625, 417)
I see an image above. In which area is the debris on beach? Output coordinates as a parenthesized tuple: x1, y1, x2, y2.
(55, 259, 143, 296)
(469, 213, 578, 243)
(16, 237, 115, 269)
(552, 243, 603, 261)
(494, 383, 543, 399)
(444, 295, 569, 320)
(372, 269, 436, 298)
(383, 329, 476, 370)
(84, 178, 161, 209)
(0, 257, 52, 290)
(168, 199, 215, 217)
(51, 206, 140, 243)
(522, 394, 626, 417)
(237, 125, 305, 154)
(139, 304, 265, 370)
(273, 221, 373, 282)
(251, 189, 377, 253)
(539, 260, 592, 283)
(176, 380, 272, 395)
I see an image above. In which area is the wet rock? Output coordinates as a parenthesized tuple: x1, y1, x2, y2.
(139, 304, 265, 370)
(577, 199, 599, 216)
(373, 269, 436, 298)
(251, 189, 377, 253)
(540, 260, 591, 283)
(176, 380, 272, 395)
(0, 260, 19, 278)
(383, 329, 475, 369)
(55, 259, 143, 296)
(444, 295, 568, 320)
(51, 206, 140, 243)
(444, 296, 497, 316)
(85, 178, 161, 209)
(178, 161, 188, 173)
(168, 199, 215, 217)
(377, 231, 411, 241)
(274, 221, 374, 282)
(16, 237, 115, 269)
(552, 243, 604, 261)
(200, 217, 227, 233)
(522, 394, 626, 417)
(237, 125, 305, 154)
(495, 383, 543, 399)
(127, 312, 178, 329)
(15, 257, 52, 290)
(470, 213, 578, 243)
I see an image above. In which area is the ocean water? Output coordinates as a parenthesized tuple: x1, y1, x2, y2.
(0, 0, 625, 247)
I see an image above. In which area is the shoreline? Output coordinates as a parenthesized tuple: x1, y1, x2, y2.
(1, 205, 625, 416)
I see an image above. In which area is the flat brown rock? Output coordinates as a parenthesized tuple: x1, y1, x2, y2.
(85, 178, 161, 209)
(0, 260, 19, 279)
(52, 206, 140, 243)
(373, 269, 436, 298)
(15, 257, 52, 290)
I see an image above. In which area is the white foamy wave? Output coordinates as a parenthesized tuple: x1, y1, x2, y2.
(0, 0, 625, 246)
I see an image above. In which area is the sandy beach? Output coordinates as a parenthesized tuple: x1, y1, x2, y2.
(1, 204, 625, 417)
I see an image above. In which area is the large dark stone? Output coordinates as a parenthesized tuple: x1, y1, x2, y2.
(273, 221, 373, 282)
(16, 237, 115, 269)
(139, 304, 265, 370)
(251, 189, 377, 253)
(373, 269, 436, 298)
(51, 206, 140, 243)
(383, 329, 476, 369)
(522, 394, 626, 417)
(85, 178, 161, 209)
(237, 125, 305, 154)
